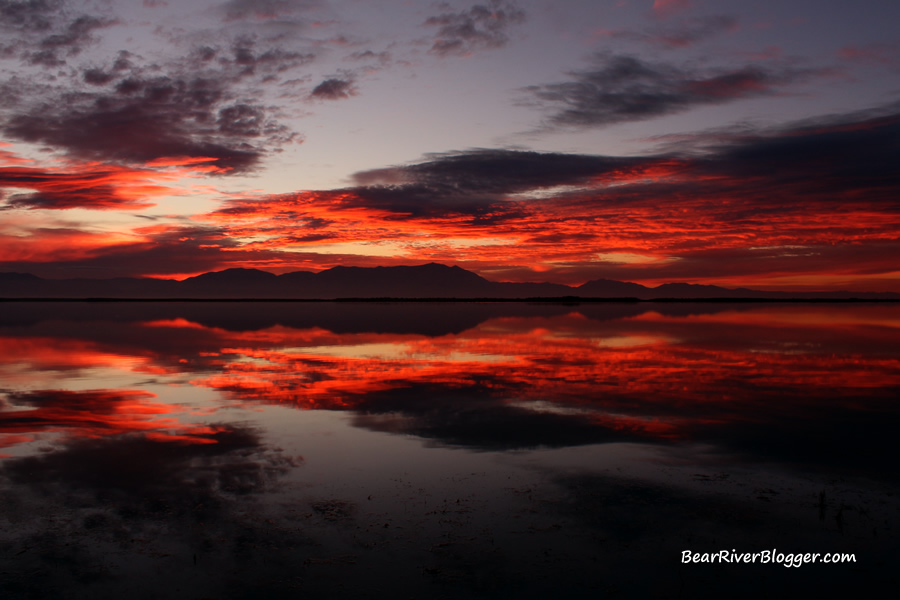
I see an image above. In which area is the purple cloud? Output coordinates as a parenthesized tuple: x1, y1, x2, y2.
(423, 0, 525, 57)
(523, 52, 823, 130)
(309, 77, 357, 100)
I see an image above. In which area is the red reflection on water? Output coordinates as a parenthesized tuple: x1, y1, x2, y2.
(0, 434, 35, 457)
(0, 389, 222, 451)
(190, 317, 899, 413)
(3, 306, 899, 448)
(0, 337, 150, 373)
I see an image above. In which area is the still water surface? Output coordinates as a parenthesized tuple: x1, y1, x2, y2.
(1, 302, 898, 598)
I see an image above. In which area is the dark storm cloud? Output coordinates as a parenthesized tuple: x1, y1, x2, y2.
(353, 149, 637, 191)
(423, 0, 525, 57)
(523, 52, 821, 130)
(347, 184, 529, 222)
(309, 76, 356, 100)
(529, 105, 900, 284)
(2, 71, 295, 173)
(585, 103, 900, 208)
(327, 102, 900, 231)
(346, 148, 646, 217)
(676, 104, 900, 206)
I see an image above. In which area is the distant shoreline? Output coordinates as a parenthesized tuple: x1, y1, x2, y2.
(5, 265, 897, 301)
(2, 297, 898, 303)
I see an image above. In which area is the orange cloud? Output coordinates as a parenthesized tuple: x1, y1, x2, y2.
(0, 226, 141, 264)
(4, 108, 899, 292)
(197, 171, 900, 290)
(0, 161, 196, 210)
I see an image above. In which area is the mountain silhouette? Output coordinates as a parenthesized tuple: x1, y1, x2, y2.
(577, 279, 654, 298)
(1, 263, 898, 300)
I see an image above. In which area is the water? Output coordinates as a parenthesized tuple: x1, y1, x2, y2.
(1, 301, 898, 598)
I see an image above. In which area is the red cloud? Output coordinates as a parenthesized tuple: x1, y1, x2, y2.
(0, 162, 189, 210)
(3, 107, 899, 292)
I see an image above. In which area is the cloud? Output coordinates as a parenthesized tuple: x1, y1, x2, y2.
(1, 4, 313, 175)
(82, 67, 116, 85)
(352, 149, 633, 189)
(2, 71, 296, 174)
(0, 163, 189, 210)
(346, 148, 647, 216)
(214, 149, 641, 230)
(696, 103, 900, 200)
(0, 219, 234, 278)
(219, 0, 319, 22)
(67, 222, 267, 274)
(522, 52, 822, 130)
(32, 13, 114, 53)
(200, 104, 900, 291)
(423, 0, 525, 57)
(309, 77, 357, 100)
(4, 94, 898, 291)
(652, 0, 691, 19)
(348, 49, 391, 64)
(225, 38, 316, 76)
(208, 148, 650, 227)
(0, 0, 116, 66)
(837, 42, 900, 68)
(600, 15, 739, 49)
(0, 0, 63, 32)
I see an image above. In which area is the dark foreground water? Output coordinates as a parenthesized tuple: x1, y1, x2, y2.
(1, 301, 898, 599)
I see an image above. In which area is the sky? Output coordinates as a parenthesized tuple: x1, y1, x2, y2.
(0, 0, 898, 291)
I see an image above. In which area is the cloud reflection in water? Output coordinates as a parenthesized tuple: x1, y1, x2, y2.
(1, 301, 898, 598)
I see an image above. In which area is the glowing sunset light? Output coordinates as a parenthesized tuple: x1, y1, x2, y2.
(5, 305, 898, 455)
(0, 0, 896, 289)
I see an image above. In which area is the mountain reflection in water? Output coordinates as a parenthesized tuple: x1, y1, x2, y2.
(1, 302, 898, 598)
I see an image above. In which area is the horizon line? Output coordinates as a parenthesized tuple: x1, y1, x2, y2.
(4, 262, 899, 295)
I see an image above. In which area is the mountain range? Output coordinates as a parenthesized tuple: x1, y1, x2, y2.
(1, 263, 898, 300)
